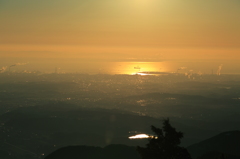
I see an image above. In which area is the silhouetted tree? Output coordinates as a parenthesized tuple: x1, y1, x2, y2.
(137, 119, 192, 159)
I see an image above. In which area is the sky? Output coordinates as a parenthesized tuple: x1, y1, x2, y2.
(0, 0, 240, 74)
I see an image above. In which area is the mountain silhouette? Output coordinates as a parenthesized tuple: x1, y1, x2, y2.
(187, 130, 240, 159)
(197, 151, 240, 159)
(44, 144, 140, 159)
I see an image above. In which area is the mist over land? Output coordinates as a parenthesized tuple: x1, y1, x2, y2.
(0, 72, 240, 158)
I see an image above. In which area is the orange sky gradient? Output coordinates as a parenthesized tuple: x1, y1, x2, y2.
(0, 0, 240, 74)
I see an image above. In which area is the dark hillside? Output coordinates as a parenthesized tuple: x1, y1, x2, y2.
(197, 151, 240, 159)
(187, 131, 240, 159)
(45, 144, 140, 159)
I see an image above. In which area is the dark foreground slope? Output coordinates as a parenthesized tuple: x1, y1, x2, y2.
(0, 103, 158, 158)
(45, 144, 140, 159)
(187, 131, 240, 159)
(197, 151, 240, 159)
(1, 102, 239, 159)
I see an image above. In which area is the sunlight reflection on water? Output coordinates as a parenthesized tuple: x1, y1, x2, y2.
(109, 62, 172, 75)
(129, 134, 156, 139)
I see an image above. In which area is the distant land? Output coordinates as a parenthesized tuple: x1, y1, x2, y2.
(0, 73, 239, 159)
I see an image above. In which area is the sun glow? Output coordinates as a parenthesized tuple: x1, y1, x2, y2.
(109, 62, 170, 75)
(129, 0, 159, 8)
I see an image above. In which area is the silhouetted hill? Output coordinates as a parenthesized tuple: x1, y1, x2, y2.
(44, 144, 140, 159)
(44, 146, 102, 159)
(197, 151, 240, 159)
(103, 144, 140, 159)
(187, 130, 240, 159)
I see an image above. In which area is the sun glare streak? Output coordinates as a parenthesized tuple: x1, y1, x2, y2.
(129, 134, 156, 139)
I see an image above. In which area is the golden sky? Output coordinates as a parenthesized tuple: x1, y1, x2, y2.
(0, 0, 240, 73)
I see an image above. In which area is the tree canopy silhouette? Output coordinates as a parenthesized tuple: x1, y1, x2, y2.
(137, 119, 192, 159)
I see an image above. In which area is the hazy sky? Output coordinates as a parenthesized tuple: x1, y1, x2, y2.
(0, 0, 240, 74)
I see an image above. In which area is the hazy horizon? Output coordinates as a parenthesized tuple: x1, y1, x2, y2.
(1, 0, 240, 74)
